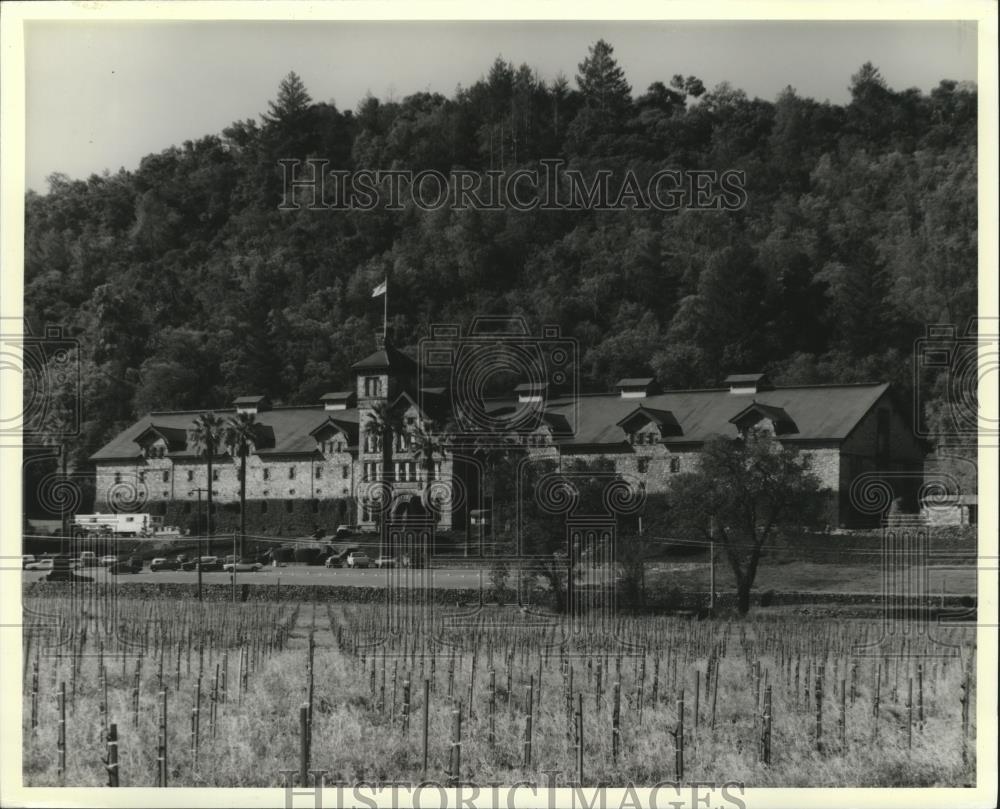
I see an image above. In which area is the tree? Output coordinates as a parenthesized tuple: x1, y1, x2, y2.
(409, 420, 448, 521)
(224, 412, 258, 558)
(668, 429, 823, 614)
(576, 39, 632, 114)
(363, 401, 402, 556)
(188, 412, 226, 597)
(263, 71, 313, 125)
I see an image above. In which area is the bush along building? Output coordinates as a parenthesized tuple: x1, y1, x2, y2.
(90, 337, 926, 537)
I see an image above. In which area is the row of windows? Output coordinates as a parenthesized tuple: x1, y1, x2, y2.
(630, 432, 660, 445)
(362, 461, 442, 482)
(120, 464, 353, 485)
(635, 457, 682, 474)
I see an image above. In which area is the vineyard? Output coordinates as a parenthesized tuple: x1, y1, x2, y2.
(22, 593, 976, 788)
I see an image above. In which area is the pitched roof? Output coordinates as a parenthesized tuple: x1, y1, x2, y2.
(350, 344, 417, 373)
(615, 378, 655, 388)
(488, 382, 891, 448)
(91, 407, 359, 461)
(725, 373, 768, 384)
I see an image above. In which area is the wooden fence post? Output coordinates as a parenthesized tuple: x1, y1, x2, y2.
(759, 685, 772, 766)
(422, 678, 430, 780)
(157, 689, 168, 787)
(674, 689, 684, 782)
(105, 722, 119, 787)
(612, 681, 621, 764)
(523, 676, 534, 769)
(576, 692, 584, 786)
(57, 681, 66, 783)
(299, 702, 310, 787)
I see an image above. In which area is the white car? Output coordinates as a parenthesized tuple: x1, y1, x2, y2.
(25, 558, 54, 571)
(346, 552, 370, 569)
(99, 555, 118, 567)
(222, 561, 263, 573)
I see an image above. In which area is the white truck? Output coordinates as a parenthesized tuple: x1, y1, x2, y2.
(73, 512, 165, 538)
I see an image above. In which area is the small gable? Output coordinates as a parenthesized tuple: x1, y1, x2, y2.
(729, 401, 799, 436)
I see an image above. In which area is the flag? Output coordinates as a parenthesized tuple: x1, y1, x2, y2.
(371, 280, 387, 298)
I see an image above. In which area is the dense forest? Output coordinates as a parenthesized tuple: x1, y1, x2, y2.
(24, 40, 977, 479)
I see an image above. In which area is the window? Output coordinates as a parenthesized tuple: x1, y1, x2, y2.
(138, 471, 145, 483)
(184, 503, 192, 514)
(212, 469, 219, 481)
(637, 458, 649, 474)
(311, 499, 319, 514)
(162, 471, 169, 483)
(114, 472, 122, 484)
(342, 465, 350, 479)
(285, 500, 294, 513)
(364, 376, 382, 397)
(434, 461, 442, 481)
(263, 468, 270, 481)
(315, 467, 323, 479)
(260, 501, 268, 513)
(186, 469, 194, 482)
(669, 457, 681, 474)
(289, 467, 296, 480)
(364, 462, 378, 482)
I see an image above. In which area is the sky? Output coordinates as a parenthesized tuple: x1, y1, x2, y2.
(24, 20, 978, 192)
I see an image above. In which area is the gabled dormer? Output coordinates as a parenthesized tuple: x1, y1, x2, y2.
(135, 425, 188, 459)
(310, 418, 357, 454)
(616, 406, 683, 445)
(729, 401, 798, 436)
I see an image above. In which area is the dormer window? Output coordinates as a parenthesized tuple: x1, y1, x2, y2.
(515, 382, 547, 404)
(725, 374, 772, 395)
(729, 401, 798, 436)
(615, 378, 658, 399)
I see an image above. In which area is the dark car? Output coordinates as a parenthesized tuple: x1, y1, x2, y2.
(109, 556, 143, 575)
(150, 557, 182, 571)
(181, 555, 222, 572)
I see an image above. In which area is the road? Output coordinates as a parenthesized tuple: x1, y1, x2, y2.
(22, 565, 500, 589)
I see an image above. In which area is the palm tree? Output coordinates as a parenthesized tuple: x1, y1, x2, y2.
(224, 412, 257, 559)
(188, 412, 226, 559)
(410, 420, 447, 512)
(362, 401, 402, 557)
(470, 434, 523, 557)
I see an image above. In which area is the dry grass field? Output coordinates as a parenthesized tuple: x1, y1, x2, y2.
(22, 594, 977, 788)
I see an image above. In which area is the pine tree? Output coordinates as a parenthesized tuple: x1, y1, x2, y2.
(263, 71, 313, 125)
(575, 39, 632, 114)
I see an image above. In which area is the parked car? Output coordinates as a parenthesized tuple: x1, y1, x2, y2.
(334, 524, 358, 539)
(222, 560, 263, 573)
(345, 552, 370, 569)
(373, 556, 396, 569)
(181, 556, 223, 572)
(25, 558, 53, 571)
(99, 555, 118, 567)
(77, 551, 98, 567)
(150, 557, 182, 571)
(22, 554, 36, 568)
(109, 556, 143, 575)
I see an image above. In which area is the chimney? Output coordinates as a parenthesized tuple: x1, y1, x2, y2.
(724, 373, 771, 395)
(320, 391, 356, 411)
(615, 378, 658, 399)
(233, 395, 269, 415)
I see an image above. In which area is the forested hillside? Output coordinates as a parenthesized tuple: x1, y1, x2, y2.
(24, 41, 977, 472)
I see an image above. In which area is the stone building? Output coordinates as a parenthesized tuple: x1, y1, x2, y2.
(90, 341, 925, 535)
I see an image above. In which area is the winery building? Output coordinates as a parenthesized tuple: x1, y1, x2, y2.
(90, 341, 926, 535)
